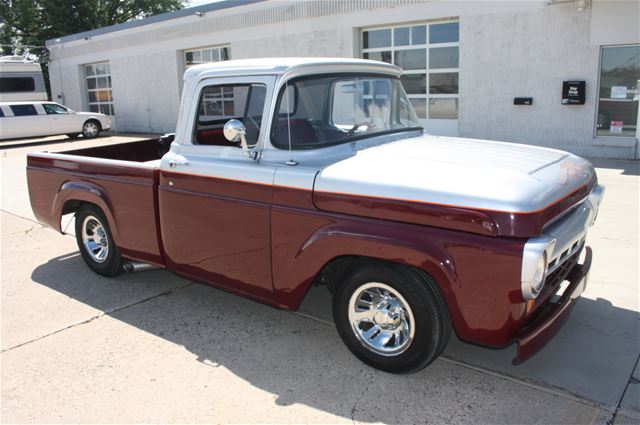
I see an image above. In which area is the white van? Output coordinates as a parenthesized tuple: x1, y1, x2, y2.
(0, 56, 47, 102)
(0, 101, 112, 140)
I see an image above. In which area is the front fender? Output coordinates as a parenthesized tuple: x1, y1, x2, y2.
(270, 207, 525, 347)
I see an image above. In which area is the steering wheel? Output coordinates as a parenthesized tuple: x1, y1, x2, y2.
(346, 121, 372, 137)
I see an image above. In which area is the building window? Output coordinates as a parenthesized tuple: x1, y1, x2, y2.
(596, 45, 640, 137)
(84, 62, 114, 115)
(184, 46, 230, 68)
(362, 21, 459, 120)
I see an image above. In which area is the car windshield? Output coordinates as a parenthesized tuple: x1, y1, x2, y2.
(272, 75, 422, 150)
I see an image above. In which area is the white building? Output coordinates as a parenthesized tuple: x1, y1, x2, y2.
(46, 0, 639, 158)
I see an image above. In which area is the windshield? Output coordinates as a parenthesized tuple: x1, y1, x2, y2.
(272, 75, 421, 150)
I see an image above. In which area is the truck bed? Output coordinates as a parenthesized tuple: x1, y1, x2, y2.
(60, 137, 171, 164)
(26, 137, 169, 267)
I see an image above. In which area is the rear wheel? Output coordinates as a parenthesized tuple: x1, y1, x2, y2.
(82, 120, 101, 139)
(75, 205, 122, 276)
(333, 262, 451, 374)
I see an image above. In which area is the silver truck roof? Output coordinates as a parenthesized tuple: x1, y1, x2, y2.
(184, 57, 402, 81)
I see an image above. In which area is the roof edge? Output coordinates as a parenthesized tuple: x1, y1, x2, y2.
(46, 0, 267, 47)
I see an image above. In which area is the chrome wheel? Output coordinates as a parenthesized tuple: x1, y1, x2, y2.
(348, 282, 415, 356)
(83, 121, 99, 137)
(81, 215, 109, 263)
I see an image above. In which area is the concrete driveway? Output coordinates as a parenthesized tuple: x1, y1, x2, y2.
(1, 135, 638, 424)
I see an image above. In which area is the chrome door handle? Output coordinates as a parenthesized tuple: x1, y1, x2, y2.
(169, 159, 189, 168)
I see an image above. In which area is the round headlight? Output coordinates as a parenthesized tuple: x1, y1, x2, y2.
(531, 253, 548, 296)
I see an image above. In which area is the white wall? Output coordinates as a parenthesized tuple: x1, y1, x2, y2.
(47, 0, 639, 158)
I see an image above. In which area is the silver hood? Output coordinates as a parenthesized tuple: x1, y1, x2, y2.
(314, 134, 596, 214)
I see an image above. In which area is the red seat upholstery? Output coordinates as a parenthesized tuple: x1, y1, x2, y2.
(196, 128, 236, 146)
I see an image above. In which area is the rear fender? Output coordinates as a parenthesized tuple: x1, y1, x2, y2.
(53, 180, 119, 243)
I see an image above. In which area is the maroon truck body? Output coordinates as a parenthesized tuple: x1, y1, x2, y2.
(26, 137, 594, 363)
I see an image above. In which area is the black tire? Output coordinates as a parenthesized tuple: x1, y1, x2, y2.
(82, 120, 101, 139)
(66, 133, 80, 139)
(75, 205, 123, 277)
(333, 261, 451, 374)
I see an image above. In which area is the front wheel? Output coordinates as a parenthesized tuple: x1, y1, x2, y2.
(82, 120, 101, 139)
(75, 205, 122, 277)
(333, 262, 451, 374)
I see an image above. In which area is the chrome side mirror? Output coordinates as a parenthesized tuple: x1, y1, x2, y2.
(223, 119, 257, 160)
(223, 119, 245, 143)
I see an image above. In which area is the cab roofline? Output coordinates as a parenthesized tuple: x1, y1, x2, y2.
(184, 57, 402, 81)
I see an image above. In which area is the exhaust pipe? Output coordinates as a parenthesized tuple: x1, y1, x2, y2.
(123, 261, 157, 273)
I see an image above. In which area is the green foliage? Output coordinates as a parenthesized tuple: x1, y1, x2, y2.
(0, 0, 184, 96)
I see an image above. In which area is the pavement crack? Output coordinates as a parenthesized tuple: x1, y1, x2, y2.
(607, 352, 640, 424)
(0, 281, 195, 354)
(439, 355, 616, 413)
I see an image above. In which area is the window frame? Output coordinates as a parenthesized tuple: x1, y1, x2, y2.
(9, 104, 38, 116)
(192, 82, 268, 148)
(269, 73, 423, 151)
(361, 20, 460, 120)
(0, 77, 36, 93)
(43, 103, 69, 115)
(594, 43, 640, 139)
(84, 62, 114, 116)
(185, 75, 276, 152)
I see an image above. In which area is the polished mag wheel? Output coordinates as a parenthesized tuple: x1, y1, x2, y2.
(348, 282, 415, 356)
(333, 261, 451, 374)
(81, 215, 109, 263)
(75, 204, 122, 277)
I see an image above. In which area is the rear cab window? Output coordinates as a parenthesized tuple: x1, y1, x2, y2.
(10, 104, 38, 116)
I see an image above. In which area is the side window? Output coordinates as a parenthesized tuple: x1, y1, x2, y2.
(0, 77, 35, 93)
(10, 104, 38, 116)
(194, 83, 266, 147)
(43, 103, 68, 114)
(0, 108, 4, 118)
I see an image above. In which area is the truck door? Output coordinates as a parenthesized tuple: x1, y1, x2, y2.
(158, 76, 277, 302)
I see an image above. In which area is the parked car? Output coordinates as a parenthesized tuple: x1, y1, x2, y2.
(0, 101, 111, 140)
(26, 58, 604, 373)
(0, 56, 47, 102)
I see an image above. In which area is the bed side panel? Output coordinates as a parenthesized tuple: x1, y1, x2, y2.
(27, 153, 164, 267)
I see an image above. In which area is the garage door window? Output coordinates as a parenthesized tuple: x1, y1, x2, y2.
(362, 21, 459, 120)
(596, 45, 640, 138)
(84, 62, 114, 115)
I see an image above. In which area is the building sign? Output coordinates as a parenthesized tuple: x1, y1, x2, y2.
(562, 81, 585, 105)
(610, 86, 628, 99)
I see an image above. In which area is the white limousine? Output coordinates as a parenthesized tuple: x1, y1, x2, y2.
(0, 101, 112, 140)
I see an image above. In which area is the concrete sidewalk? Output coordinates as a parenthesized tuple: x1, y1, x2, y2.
(1, 135, 638, 423)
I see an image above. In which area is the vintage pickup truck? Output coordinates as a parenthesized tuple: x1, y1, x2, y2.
(27, 58, 604, 373)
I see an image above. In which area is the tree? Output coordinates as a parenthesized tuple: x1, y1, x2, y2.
(0, 0, 185, 94)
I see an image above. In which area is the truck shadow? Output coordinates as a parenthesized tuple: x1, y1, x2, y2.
(30, 252, 639, 421)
